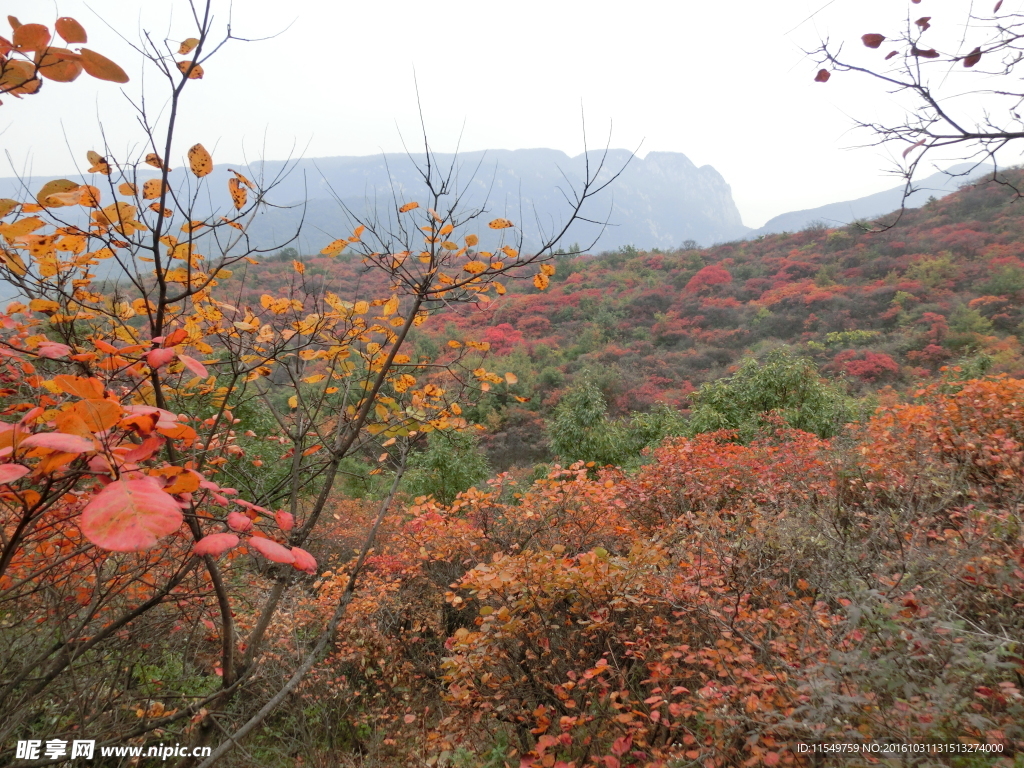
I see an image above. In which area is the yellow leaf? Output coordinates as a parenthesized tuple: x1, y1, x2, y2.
(382, 295, 399, 316)
(399, 202, 419, 213)
(463, 260, 487, 275)
(441, 240, 459, 250)
(144, 153, 165, 170)
(354, 301, 369, 315)
(36, 179, 79, 208)
(488, 218, 514, 229)
(303, 374, 326, 384)
(540, 263, 556, 276)
(439, 223, 454, 236)
(505, 372, 518, 385)
(178, 37, 199, 55)
(228, 177, 247, 210)
(501, 245, 518, 259)
(321, 239, 347, 257)
(292, 260, 305, 275)
(448, 340, 462, 348)
(118, 182, 137, 196)
(143, 179, 169, 200)
(464, 233, 479, 247)
(533, 273, 550, 290)
(86, 150, 109, 176)
(288, 395, 298, 410)
(187, 143, 213, 178)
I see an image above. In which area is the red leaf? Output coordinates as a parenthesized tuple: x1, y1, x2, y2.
(0, 464, 29, 484)
(20, 432, 95, 453)
(602, 757, 621, 768)
(248, 536, 295, 564)
(178, 354, 208, 378)
(275, 509, 295, 531)
(885, 50, 900, 60)
(36, 341, 72, 359)
(147, 347, 176, 369)
(611, 736, 632, 756)
(123, 435, 165, 463)
(911, 46, 940, 58)
(814, 69, 830, 82)
(915, 16, 932, 31)
(903, 138, 927, 157)
(764, 752, 781, 767)
(964, 46, 982, 67)
(291, 547, 317, 574)
(226, 511, 254, 532)
(861, 33, 885, 48)
(995, 0, 1003, 11)
(80, 476, 184, 551)
(194, 532, 240, 557)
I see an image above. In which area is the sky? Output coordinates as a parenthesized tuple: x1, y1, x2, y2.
(3, 0, 1022, 229)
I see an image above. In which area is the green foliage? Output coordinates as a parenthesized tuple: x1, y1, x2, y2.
(686, 349, 854, 440)
(548, 375, 684, 468)
(403, 430, 491, 506)
(547, 374, 624, 467)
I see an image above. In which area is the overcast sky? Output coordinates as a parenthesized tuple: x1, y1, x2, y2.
(3, 0, 1021, 229)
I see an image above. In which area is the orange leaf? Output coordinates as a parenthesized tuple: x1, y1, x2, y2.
(37, 48, 84, 83)
(177, 60, 204, 79)
(13, 23, 50, 51)
(55, 17, 87, 44)
(488, 218, 514, 229)
(187, 143, 213, 177)
(53, 374, 104, 399)
(178, 37, 199, 55)
(399, 201, 419, 213)
(533, 273, 550, 290)
(80, 48, 129, 83)
(80, 476, 184, 551)
(145, 153, 165, 170)
(72, 399, 123, 432)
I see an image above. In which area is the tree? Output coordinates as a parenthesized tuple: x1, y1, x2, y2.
(687, 348, 854, 440)
(0, 2, 626, 763)
(404, 429, 490, 506)
(812, 2, 1024, 213)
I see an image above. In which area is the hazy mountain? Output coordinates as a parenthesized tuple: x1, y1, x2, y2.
(745, 163, 986, 238)
(0, 149, 750, 254)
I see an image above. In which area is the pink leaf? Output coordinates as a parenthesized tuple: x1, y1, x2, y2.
(20, 432, 96, 454)
(36, 341, 72, 359)
(226, 511, 253, 532)
(611, 736, 632, 757)
(248, 536, 295, 564)
(177, 354, 208, 378)
(194, 532, 240, 557)
(235, 498, 271, 515)
(275, 509, 295, 531)
(903, 138, 927, 157)
(0, 464, 30, 484)
(80, 476, 184, 551)
(123, 435, 165, 463)
(147, 347, 177, 369)
(291, 546, 317, 574)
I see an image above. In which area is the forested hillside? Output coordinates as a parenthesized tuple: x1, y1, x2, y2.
(239, 169, 1024, 468)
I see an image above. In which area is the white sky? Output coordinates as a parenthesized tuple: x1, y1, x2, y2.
(3, 0, 1022, 228)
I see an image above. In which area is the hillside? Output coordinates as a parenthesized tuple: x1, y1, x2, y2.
(234, 168, 1024, 466)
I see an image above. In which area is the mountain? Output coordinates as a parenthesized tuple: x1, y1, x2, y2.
(0, 149, 750, 253)
(745, 162, 985, 237)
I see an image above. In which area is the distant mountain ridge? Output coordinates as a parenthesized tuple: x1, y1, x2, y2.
(745, 163, 985, 238)
(0, 149, 750, 253)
